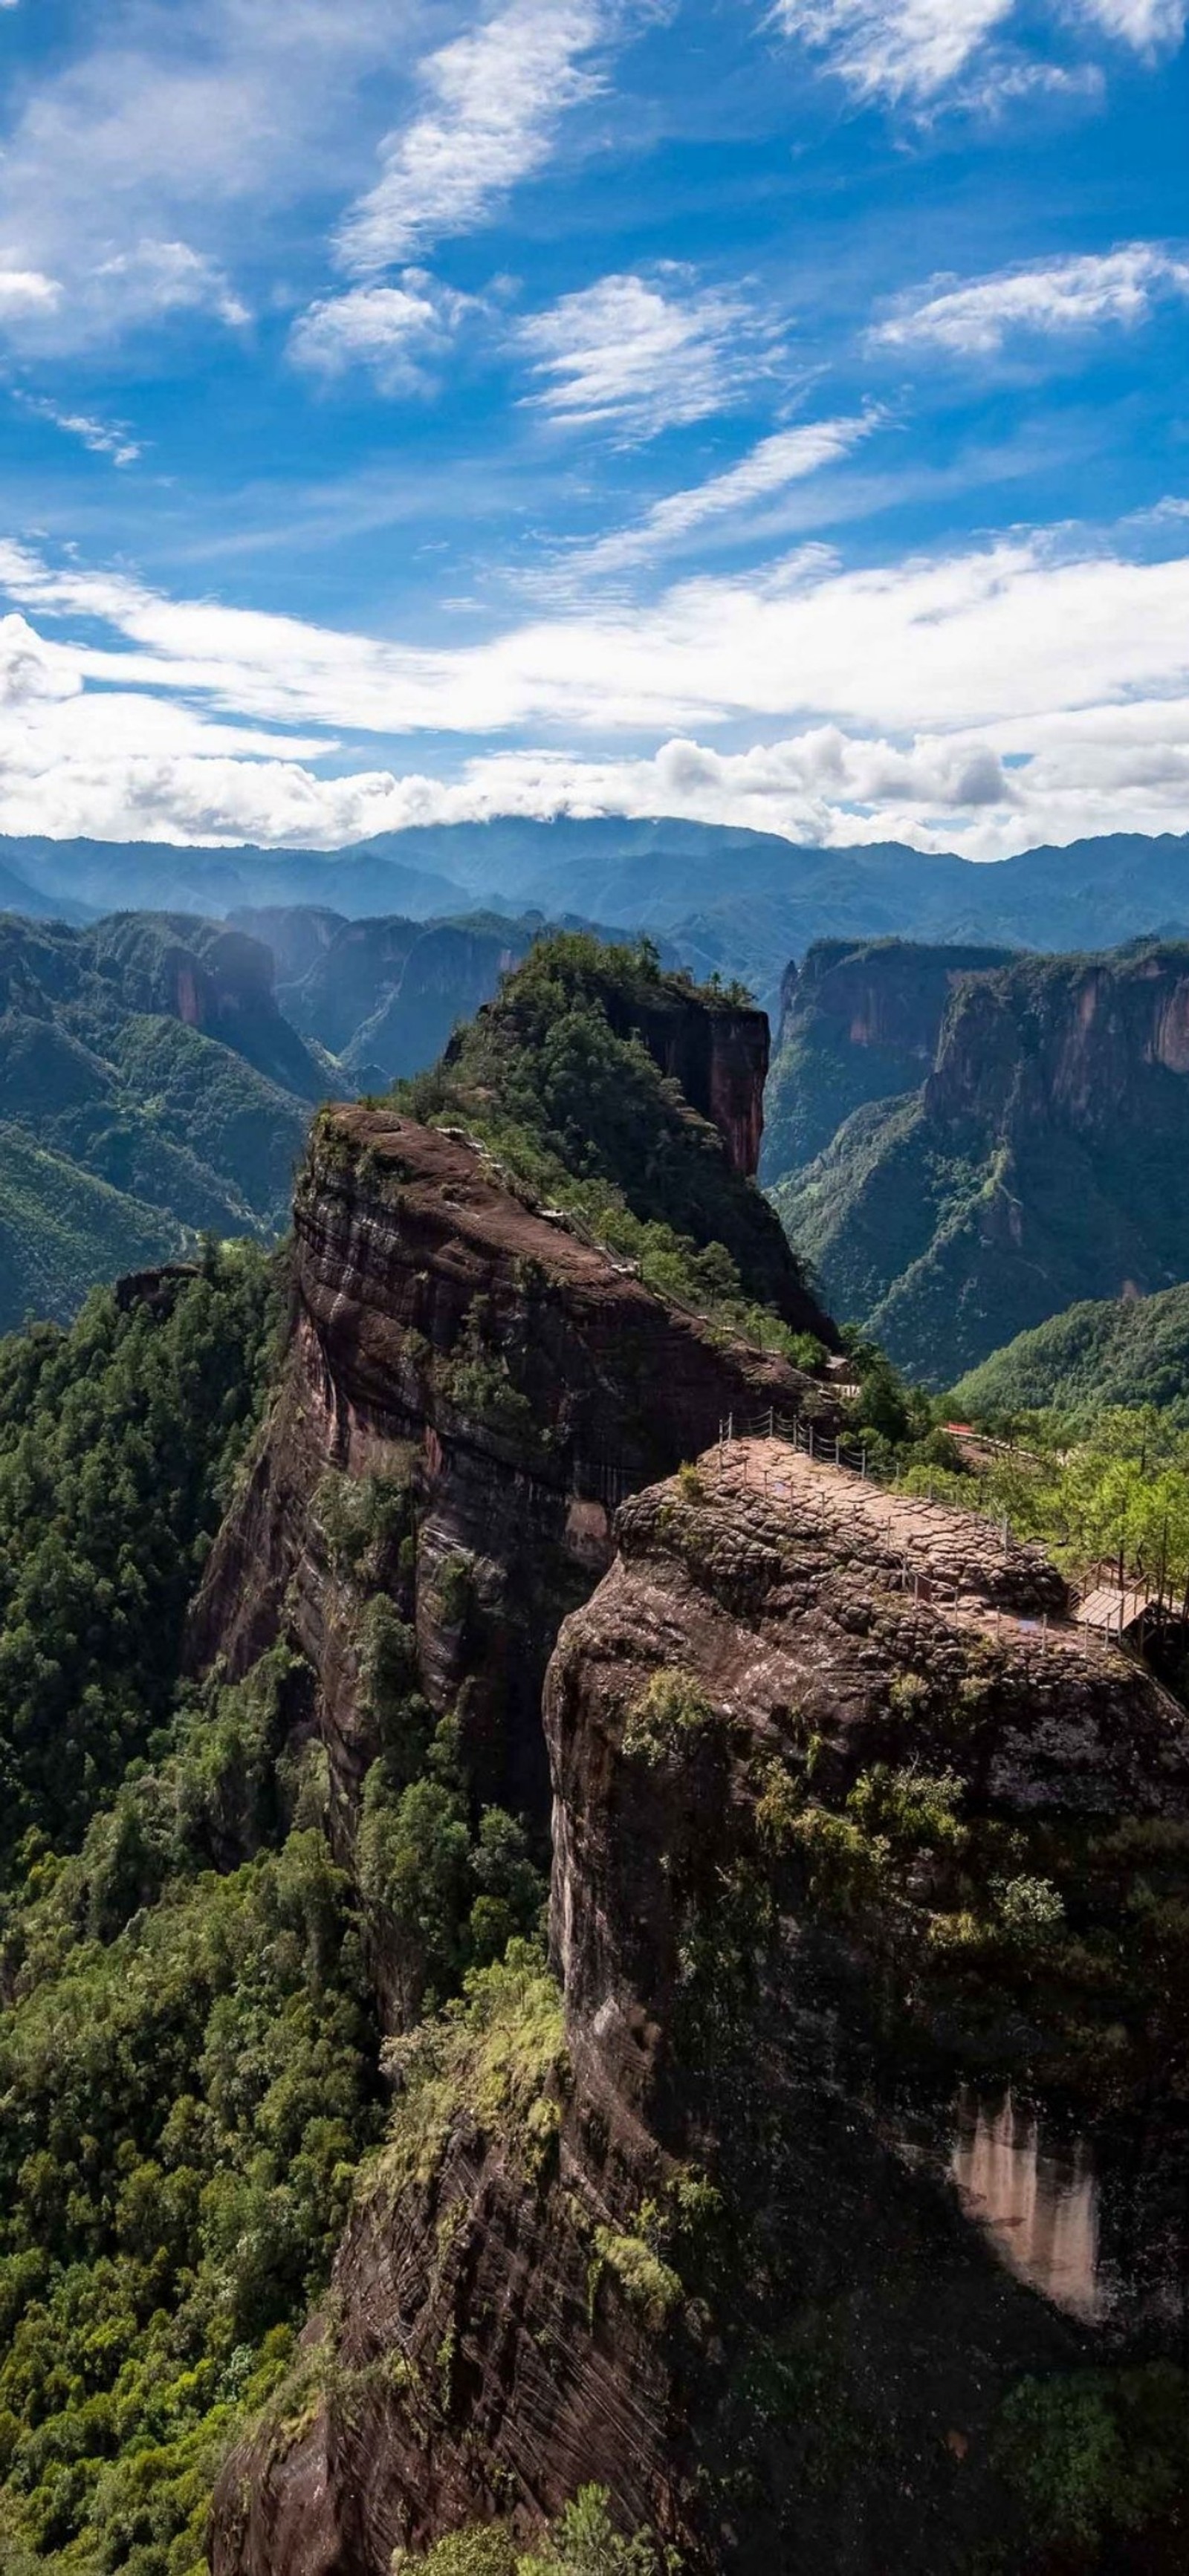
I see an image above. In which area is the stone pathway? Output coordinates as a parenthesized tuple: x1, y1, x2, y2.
(704, 1436, 1121, 1670)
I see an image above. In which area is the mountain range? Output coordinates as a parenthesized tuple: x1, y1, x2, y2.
(0, 902, 658, 1328)
(769, 935, 1189, 1386)
(6, 820, 1189, 1018)
(15, 835, 1189, 1379)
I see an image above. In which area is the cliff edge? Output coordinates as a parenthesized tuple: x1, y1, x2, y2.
(212, 1438, 1189, 2576)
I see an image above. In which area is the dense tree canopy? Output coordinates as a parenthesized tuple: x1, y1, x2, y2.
(0, 1247, 278, 1865)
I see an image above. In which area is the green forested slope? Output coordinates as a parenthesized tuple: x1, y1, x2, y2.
(0, 915, 323, 1328)
(762, 938, 1014, 1186)
(948, 1283, 1189, 1426)
(0, 1253, 382, 2575)
(0, 1243, 551, 2574)
(774, 941, 1189, 1386)
(400, 930, 835, 1349)
(0, 1125, 182, 1331)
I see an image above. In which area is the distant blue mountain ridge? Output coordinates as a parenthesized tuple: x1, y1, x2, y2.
(3, 820, 1188, 1016)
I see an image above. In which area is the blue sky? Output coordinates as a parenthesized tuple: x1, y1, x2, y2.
(0, 0, 1187, 857)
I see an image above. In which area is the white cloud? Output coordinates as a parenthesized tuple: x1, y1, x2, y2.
(7, 523, 1189, 740)
(875, 243, 1189, 352)
(0, 611, 82, 707)
(566, 413, 880, 576)
(0, 1, 425, 349)
(1076, 0, 1185, 44)
(518, 270, 787, 441)
(771, 0, 1016, 102)
(9, 522, 1189, 855)
(16, 397, 142, 466)
(1, 704, 1188, 860)
(771, 0, 1185, 104)
(91, 239, 249, 330)
(0, 269, 59, 315)
(52, 416, 140, 467)
(290, 274, 473, 388)
(337, 0, 611, 276)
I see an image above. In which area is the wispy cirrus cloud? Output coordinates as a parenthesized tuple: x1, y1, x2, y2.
(15, 395, 142, 466)
(561, 413, 880, 577)
(771, 0, 1014, 104)
(336, 0, 615, 277)
(518, 270, 788, 441)
(770, 0, 1185, 106)
(0, 0, 424, 351)
(1078, 0, 1185, 40)
(874, 243, 1189, 352)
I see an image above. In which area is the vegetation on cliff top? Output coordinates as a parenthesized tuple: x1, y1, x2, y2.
(901, 1403, 1189, 1625)
(392, 932, 829, 1356)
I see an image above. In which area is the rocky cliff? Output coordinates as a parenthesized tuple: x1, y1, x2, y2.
(192, 1107, 819, 1951)
(424, 936, 829, 1338)
(212, 1436, 1189, 2576)
(774, 939, 1189, 1385)
(762, 936, 1016, 1187)
(581, 972, 772, 1178)
(83, 910, 328, 1099)
(237, 911, 541, 1088)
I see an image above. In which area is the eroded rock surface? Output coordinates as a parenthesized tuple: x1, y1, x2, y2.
(191, 1114, 814, 1884)
(213, 1443, 1189, 2576)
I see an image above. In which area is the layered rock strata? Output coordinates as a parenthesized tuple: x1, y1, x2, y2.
(763, 936, 1014, 1184)
(191, 1111, 815, 1865)
(213, 1441, 1189, 2576)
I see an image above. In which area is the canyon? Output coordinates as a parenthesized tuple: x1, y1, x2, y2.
(771, 937, 1189, 1384)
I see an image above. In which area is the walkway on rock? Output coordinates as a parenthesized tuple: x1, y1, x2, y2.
(705, 1434, 1123, 1669)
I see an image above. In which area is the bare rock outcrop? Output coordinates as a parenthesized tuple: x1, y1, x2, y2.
(191, 1112, 817, 1874)
(213, 1442, 1189, 2576)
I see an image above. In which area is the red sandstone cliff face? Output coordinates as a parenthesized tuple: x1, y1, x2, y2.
(603, 985, 771, 1178)
(777, 939, 1189, 1383)
(450, 976, 772, 1181)
(763, 937, 1014, 1185)
(191, 1110, 817, 1917)
(924, 947, 1189, 1135)
(212, 1445, 1189, 2576)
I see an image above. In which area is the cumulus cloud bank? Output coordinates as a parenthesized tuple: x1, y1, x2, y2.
(4, 519, 1189, 855)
